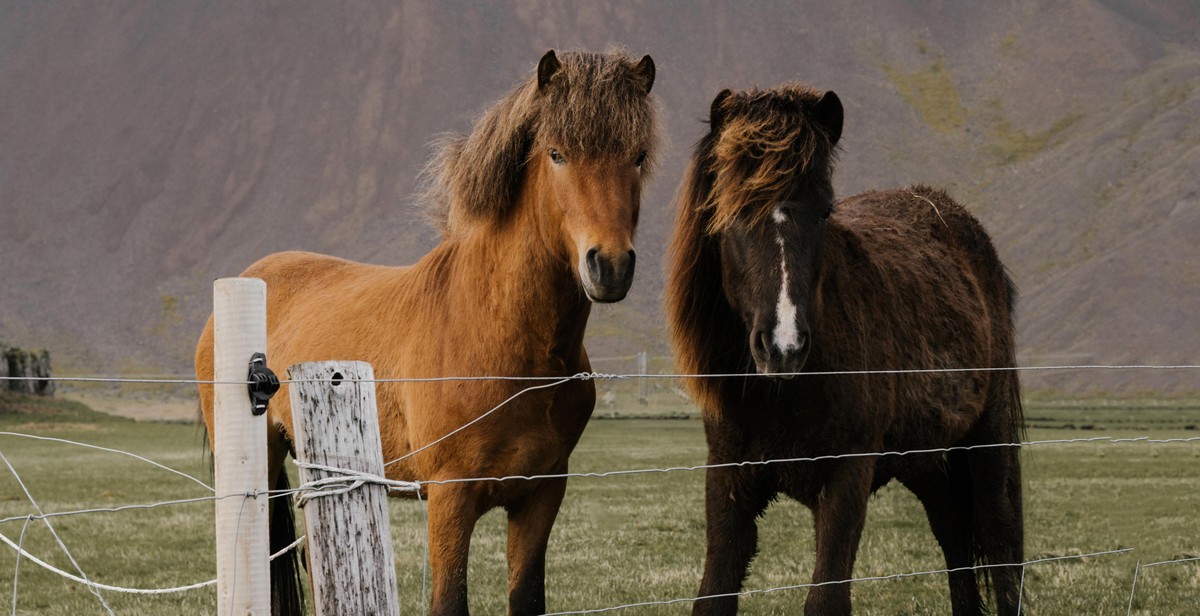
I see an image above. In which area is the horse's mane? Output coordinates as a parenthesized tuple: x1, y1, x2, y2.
(666, 84, 838, 412)
(704, 84, 838, 233)
(422, 50, 660, 236)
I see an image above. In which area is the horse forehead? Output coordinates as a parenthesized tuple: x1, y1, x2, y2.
(540, 72, 655, 155)
(540, 109, 651, 157)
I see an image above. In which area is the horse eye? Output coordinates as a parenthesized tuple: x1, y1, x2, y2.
(549, 149, 566, 165)
(634, 150, 647, 167)
(821, 208, 832, 220)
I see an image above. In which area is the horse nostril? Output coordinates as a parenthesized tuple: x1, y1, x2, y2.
(585, 247, 603, 279)
(753, 330, 773, 361)
(583, 248, 636, 299)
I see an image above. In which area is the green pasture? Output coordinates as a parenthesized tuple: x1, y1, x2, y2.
(0, 391, 1197, 615)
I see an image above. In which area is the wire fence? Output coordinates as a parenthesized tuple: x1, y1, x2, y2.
(2, 364, 1199, 614)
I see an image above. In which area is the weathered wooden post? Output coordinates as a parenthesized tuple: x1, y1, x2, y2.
(289, 360, 400, 616)
(212, 277, 271, 615)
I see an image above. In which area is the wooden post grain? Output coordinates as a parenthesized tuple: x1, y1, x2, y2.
(289, 361, 400, 616)
(212, 277, 270, 615)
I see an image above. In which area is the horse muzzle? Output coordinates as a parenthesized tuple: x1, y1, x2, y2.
(750, 326, 810, 378)
(580, 247, 636, 303)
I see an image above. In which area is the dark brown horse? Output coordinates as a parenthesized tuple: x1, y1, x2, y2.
(666, 85, 1024, 615)
(196, 50, 659, 615)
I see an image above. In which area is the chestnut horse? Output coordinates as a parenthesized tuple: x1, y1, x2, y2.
(196, 50, 659, 616)
(666, 85, 1024, 615)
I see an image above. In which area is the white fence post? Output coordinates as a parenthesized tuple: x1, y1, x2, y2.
(212, 277, 271, 615)
(289, 361, 400, 616)
(638, 351, 649, 405)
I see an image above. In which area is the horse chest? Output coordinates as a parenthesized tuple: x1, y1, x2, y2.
(390, 378, 591, 486)
(713, 391, 883, 505)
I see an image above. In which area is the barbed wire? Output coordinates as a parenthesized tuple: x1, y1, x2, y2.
(1140, 555, 1200, 568)
(1, 428, 1193, 602)
(5, 395, 1198, 501)
(0, 448, 115, 614)
(1125, 554, 1200, 615)
(2, 366, 1197, 608)
(11, 515, 31, 616)
(3, 362, 1200, 387)
(382, 376, 576, 468)
(281, 435, 1200, 494)
(0, 524, 218, 595)
(0, 496, 221, 526)
(0, 429, 302, 600)
(0, 490, 307, 598)
(413, 435, 1200, 488)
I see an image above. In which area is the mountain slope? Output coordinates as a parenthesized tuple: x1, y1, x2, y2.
(1, 1, 1197, 393)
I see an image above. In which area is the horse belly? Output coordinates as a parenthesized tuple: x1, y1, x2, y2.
(890, 369, 988, 447)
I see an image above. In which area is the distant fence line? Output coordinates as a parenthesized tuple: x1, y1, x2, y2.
(5, 362, 1200, 386)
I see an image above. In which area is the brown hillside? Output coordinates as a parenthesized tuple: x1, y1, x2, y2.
(1, 2, 1197, 393)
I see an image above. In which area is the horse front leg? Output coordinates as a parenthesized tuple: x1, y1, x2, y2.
(693, 462, 774, 616)
(427, 482, 486, 616)
(805, 458, 875, 616)
(505, 476, 568, 615)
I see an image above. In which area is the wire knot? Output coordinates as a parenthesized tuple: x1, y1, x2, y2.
(573, 371, 622, 381)
(293, 460, 420, 507)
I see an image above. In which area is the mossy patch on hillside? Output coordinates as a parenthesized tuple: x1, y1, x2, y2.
(882, 56, 968, 135)
(983, 98, 1082, 165)
(882, 41, 1083, 165)
(998, 32, 1021, 59)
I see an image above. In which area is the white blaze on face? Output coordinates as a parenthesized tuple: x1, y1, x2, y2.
(772, 206, 801, 352)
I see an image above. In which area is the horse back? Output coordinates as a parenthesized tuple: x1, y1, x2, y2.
(195, 248, 593, 489)
(815, 186, 1019, 448)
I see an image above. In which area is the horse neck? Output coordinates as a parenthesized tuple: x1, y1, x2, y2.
(437, 194, 591, 371)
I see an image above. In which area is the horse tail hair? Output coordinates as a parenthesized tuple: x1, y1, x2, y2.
(1003, 269, 1026, 441)
(270, 470, 306, 616)
(196, 401, 214, 479)
(969, 357, 1026, 614)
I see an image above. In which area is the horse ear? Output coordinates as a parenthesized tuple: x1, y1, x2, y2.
(538, 50, 561, 91)
(633, 55, 655, 94)
(812, 90, 843, 146)
(710, 89, 733, 133)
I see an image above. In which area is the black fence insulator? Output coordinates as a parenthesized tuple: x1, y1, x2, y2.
(248, 352, 280, 416)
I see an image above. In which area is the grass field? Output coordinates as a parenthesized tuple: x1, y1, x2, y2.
(0, 391, 1197, 615)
